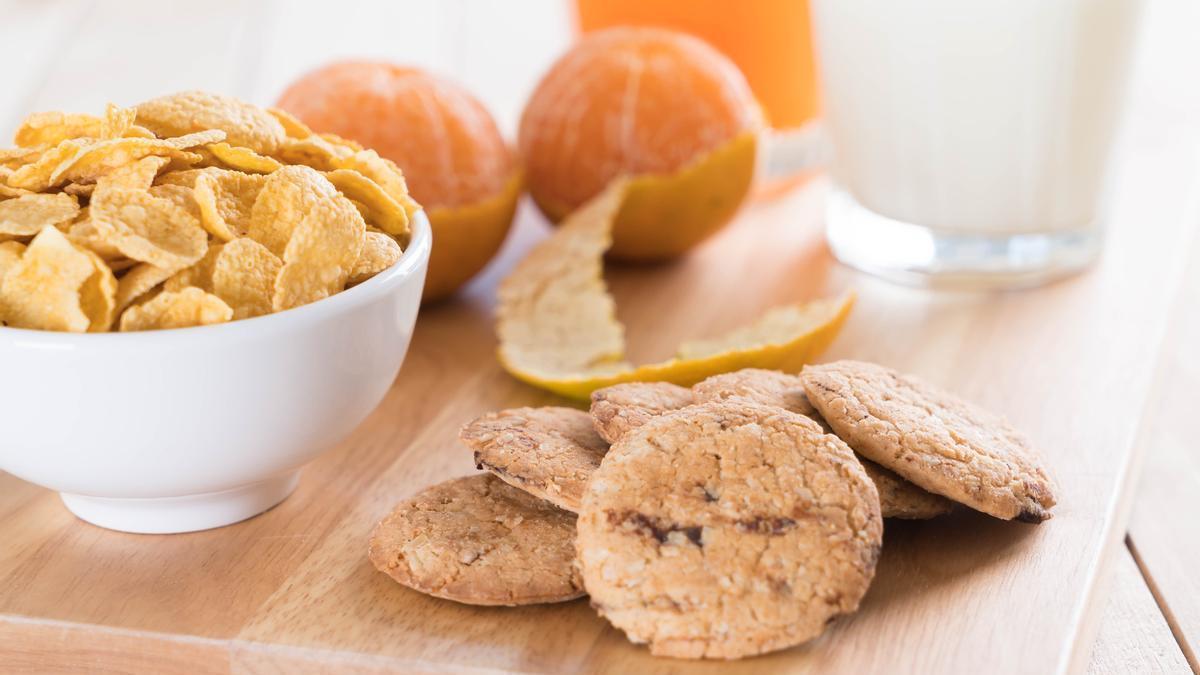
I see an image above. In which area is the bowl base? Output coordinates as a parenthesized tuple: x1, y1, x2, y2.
(60, 471, 300, 534)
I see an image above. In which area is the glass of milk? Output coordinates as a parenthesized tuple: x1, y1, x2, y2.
(810, 0, 1143, 287)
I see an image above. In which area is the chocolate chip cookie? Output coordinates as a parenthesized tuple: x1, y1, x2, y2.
(577, 401, 883, 659)
(590, 381, 694, 443)
(460, 406, 608, 513)
(801, 360, 1056, 522)
(368, 474, 585, 606)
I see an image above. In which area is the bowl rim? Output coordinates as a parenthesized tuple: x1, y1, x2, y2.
(0, 210, 432, 346)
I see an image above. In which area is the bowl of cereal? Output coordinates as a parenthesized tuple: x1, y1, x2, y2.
(0, 92, 432, 533)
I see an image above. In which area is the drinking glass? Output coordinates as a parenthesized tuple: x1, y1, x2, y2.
(811, 0, 1144, 287)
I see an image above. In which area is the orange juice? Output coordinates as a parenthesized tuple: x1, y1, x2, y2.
(575, 0, 819, 129)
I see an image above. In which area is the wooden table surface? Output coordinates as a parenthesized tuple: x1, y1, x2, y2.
(1, 1, 1199, 673)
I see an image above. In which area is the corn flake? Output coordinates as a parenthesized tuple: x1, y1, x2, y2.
(163, 242, 223, 293)
(268, 108, 313, 139)
(0, 227, 93, 331)
(99, 104, 138, 139)
(333, 149, 420, 221)
(246, 165, 339, 256)
(14, 112, 103, 148)
(192, 169, 265, 241)
(96, 155, 171, 192)
(348, 231, 402, 285)
(0, 241, 26, 280)
(272, 192, 365, 311)
(48, 137, 204, 188)
(146, 183, 202, 219)
(6, 140, 90, 191)
(205, 142, 282, 174)
(135, 91, 286, 154)
(115, 262, 180, 311)
(0, 193, 80, 238)
(325, 169, 409, 238)
(91, 187, 207, 268)
(78, 248, 118, 331)
(118, 286, 232, 332)
(213, 237, 280, 319)
(273, 135, 349, 170)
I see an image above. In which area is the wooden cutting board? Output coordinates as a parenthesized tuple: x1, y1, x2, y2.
(1, 133, 1198, 674)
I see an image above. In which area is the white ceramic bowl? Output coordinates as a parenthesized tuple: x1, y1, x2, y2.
(0, 212, 431, 534)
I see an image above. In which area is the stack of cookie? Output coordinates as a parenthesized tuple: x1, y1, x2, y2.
(369, 360, 1057, 660)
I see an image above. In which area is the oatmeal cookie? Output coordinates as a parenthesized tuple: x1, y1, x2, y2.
(692, 368, 826, 427)
(801, 360, 1056, 522)
(368, 474, 585, 606)
(460, 406, 608, 513)
(577, 401, 882, 659)
(590, 381, 694, 443)
(694, 369, 952, 519)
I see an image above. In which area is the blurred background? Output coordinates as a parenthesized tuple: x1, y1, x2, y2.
(7, 0, 1190, 288)
(2, 0, 576, 141)
(8, 0, 1191, 159)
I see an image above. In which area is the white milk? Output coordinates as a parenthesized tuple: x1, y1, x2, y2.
(812, 0, 1142, 235)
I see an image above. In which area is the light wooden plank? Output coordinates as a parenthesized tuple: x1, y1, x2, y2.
(1124, 205, 1200, 670)
(0, 616, 229, 675)
(1086, 544, 1190, 675)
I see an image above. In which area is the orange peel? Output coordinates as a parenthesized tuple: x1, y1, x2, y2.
(496, 180, 853, 401)
(610, 131, 756, 261)
(424, 170, 522, 301)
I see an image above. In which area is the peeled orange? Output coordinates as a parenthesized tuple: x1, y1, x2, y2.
(518, 28, 762, 261)
(277, 61, 520, 301)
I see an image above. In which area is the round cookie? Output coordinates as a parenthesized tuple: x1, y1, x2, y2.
(694, 369, 952, 520)
(577, 401, 882, 660)
(693, 369, 829, 430)
(368, 474, 585, 606)
(590, 381, 694, 443)
(860, 459, 954, 520)
(801, 360, 1056, 522)
(460, 406, 608, 513)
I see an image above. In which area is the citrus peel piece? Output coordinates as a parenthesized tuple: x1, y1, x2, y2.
(497, 180, 630, 384)
(496, 181, 854, 400)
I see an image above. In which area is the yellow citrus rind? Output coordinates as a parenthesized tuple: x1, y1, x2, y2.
(610, 131, 757, 261)
(499, 293, 854, 401)
(532, 131, 758, 261)
(498, 164, 851, 402)
(423, 170, 522, 302)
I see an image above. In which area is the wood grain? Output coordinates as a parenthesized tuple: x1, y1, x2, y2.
(1123, 215, 1200, 671)
(1086, 544, 1191, 674)
(2, 0, 1199, 672)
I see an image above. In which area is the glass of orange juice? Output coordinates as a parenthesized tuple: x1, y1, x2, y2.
(575, 0, 819, 131)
